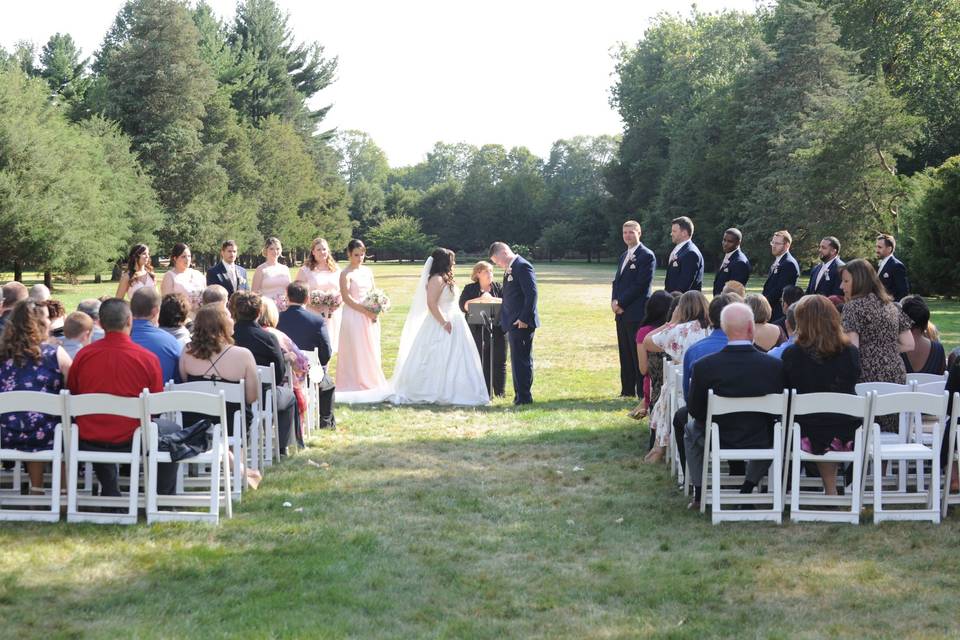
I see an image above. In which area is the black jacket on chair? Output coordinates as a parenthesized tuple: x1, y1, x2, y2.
(277, 305, 331, 365)
(687, 343, 786, 449)
(712, 248, 751, 296)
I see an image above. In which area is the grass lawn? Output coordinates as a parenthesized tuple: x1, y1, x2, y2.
(3, 262, 960, 638)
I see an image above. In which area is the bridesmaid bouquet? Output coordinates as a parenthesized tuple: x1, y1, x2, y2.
(361, 289, 391, 317)
(272, 292, 289, 312)
(309, 290, 342, 319)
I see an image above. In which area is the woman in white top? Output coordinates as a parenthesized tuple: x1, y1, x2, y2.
(296, 237, 342, 352)
(115, 243, 157, 299)
(160, 243, 205, 313)
(253, 237, 292, 311)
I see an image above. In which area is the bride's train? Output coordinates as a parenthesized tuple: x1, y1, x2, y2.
(335, 256, 489, 406)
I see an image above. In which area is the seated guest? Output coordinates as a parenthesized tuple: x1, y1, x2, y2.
(67, 299, 178, 496)
(43, 299, 66, 340)
(746, 294, 784, 352)
(459, 261, 507, 398)
(60, 311, 94, 358)
(631, 291, 674, 420)
(262, 296, 314, 436)
(76, 299, 105, 342)
(201, 284, 229, 310)
(942, 362, 960, 492)
(684, 303, 786, 509)
(277, 281, 332, 365)
(179, 305, 262, 488)
(230, 291, 298, 456)
(720, 281, 746, 299)
(130, 288, 183, 384)
(642, 290, 710, 463)
(782, 295, 861, 494)
(0, 281, 28, 331)
(771, 285, 803, 332)
(767, 303, 798, 359)
(900, 295, 946, 375)
(0, 299, 72, 493)
(158, 293, 191, 346)
(28, 284, 50, 303)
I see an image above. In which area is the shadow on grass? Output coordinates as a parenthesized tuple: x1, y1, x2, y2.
(340, 396, 634, 416)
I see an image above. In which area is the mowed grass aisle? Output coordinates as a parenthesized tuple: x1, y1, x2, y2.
(3, 262, 960, 638)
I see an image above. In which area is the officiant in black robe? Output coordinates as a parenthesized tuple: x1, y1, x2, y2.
(459, 261, 507, 397)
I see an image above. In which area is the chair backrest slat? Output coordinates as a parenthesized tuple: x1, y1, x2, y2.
(0, 390, 65, 415)
(707, 390, 789, 417)
(68, 393, 143, 419)
(790, 391, 870, 419)
(872, 391, 948, 419)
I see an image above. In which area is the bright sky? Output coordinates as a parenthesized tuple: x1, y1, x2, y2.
(2, 0, 762, 167)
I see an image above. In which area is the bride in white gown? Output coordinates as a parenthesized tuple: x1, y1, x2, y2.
(336, 249, 490, 406)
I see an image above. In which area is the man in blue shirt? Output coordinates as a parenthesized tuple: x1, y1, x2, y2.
(767, 303, 797, 360)
(129, 288, 183, 384)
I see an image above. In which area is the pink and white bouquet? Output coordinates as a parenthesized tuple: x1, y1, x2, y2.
(272, 292, 289, 312)
(361, 289, 391, 317)
(309, 290, 342, 318)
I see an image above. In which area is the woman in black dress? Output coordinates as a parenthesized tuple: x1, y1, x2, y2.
(459, 261, 507, 397)
(782, 294, 862, 495)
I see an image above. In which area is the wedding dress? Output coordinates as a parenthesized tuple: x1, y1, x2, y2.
(335, 257, 490, 406)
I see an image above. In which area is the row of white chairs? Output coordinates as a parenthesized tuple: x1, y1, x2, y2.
(0, 345, 329, 524)
(698, 385, 959, 525)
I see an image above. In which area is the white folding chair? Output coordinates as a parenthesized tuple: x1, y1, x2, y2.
(701, 390, 789, 524)
(0, 390, 67, 522)
(669, 364, 685, 480)
(785, 391, 871, 524)
(257, 364, 282, 465)
(142, 389, 232, 524)
(940, 393, 960, 518)
(66, 393, 145, 525)
(863, 391, 947, 523)
(856, 381, 914, 494)
(304, 348, 323, 438)
(906, 373, 948, 386)
(167, 380, 248, 503)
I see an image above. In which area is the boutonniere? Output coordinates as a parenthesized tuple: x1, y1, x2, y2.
(672, 260, 679, 268)
(629, 253, 637, 263)
(824, 274, 830, 281)
(883, 272, 890, 278)
(507, 275, 514, 282)
(723, 267, 729, 272)
(629, 264, 636, 270)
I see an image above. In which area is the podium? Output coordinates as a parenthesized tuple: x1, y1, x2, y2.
(465, 300, 502, 397)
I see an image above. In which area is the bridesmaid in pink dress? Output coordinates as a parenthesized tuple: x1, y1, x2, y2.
(296, 237, 342, 353)
(336, 239, 387, 391)
(252, 237, 292, 311)
(115, 243, 157, 299)
(160, 243, 205, 313)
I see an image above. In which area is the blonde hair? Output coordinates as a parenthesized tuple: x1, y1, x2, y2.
(305, 237, 337, 272)
(773, 230, 792, 246)
(745, 293, 772, 324)
(471, 261, 494, 283)
(622, 220, 641, 231)
(259, 296, 280, 328)
(721, 281, 746, 298)
(262, 237, 282, 258)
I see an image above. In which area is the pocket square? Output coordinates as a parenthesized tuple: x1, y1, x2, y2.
(883, 272, 890, 278)
(629, 264, 636, 270)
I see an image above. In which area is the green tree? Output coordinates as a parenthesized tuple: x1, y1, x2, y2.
(38, 33, 90, 117)
(366, 215, 435, 262)
(334, 129, 389, 189)
(900, 155, 960, 294)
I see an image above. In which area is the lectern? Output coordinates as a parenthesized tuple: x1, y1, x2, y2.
(465, 299, 502, 397)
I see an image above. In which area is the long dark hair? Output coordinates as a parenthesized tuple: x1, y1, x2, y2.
(126, 243, 153, 278)
(841, 259, 891, 304)
(428, 248, 455, 289)
(641, 290, 673, 327)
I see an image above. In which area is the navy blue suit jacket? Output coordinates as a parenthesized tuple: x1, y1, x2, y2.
(878, 255, 909, 301)
(664, 241, 704, 293)
(500, 256, 539, 332)
(612, 244, 656, 323)
(206, 262, 249, 296)
(712, 248, 751, 296)
(806, 258, 845, 297)
(277, 304, 332, 366)
(762, 252, 800, 317)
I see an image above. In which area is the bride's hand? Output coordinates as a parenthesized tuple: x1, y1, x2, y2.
(442, 319, 452, 334)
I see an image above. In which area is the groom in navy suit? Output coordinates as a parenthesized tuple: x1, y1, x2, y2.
(490, 242, 539, 405)
(206, 240, 248, 296)
(612, 220, 656, 398)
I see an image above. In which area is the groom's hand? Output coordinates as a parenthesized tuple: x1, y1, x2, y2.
(514, 319, 529, 329)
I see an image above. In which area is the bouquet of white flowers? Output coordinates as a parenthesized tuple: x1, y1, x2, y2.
(361, 289, 391, 317)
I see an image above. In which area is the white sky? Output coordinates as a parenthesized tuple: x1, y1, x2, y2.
(2, 0, 762, 167)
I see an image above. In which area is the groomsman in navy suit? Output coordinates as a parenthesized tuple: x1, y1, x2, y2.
(711, 228, 751, 296)
(806, 236, 845, 298)
(489, 242, 539, 405)
(762, 230, 800, 321)
(612, 220, 656, 398)
(206, 240, 248, 296)
(876, 233, 909, 301)
(663, 216, 703, 293)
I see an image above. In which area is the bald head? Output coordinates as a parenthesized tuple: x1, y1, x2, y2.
(720, 302, 755, 342)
